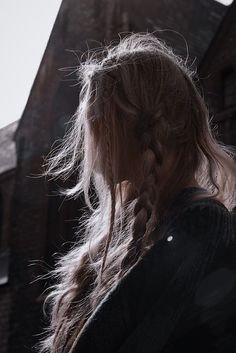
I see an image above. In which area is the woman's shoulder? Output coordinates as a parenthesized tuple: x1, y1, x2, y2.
(172, 187, 230, 216)
(177, 197, 230, 226)
(167, 193, 234, 245)
(152, 195, 235, 266)
(162, 187, 230, 227)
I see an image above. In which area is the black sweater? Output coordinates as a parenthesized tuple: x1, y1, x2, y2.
(74, 187, 236, 353)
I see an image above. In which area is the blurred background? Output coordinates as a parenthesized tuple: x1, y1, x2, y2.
(0, 0, 236, 352)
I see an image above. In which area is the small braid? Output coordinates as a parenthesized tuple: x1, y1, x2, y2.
(119, 112, 162, 275)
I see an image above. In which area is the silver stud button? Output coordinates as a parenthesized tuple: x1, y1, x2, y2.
(167, 235, 173, 242)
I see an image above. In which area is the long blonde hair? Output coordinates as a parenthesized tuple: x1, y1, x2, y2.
(39, 32, 236, 353)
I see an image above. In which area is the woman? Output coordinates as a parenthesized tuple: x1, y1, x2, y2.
(39, 32, 236, 353)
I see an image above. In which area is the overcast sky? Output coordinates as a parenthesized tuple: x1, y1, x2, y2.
(0, 0, 233, 130)
(0, 0, 62, 129)
(215, 0, 233, 3)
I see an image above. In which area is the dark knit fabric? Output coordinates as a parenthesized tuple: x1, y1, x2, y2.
(74, 187, 236, 353)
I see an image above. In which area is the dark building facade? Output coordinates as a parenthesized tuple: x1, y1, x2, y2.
(0, 0, 235, 352)
(199, 1, 236, 148)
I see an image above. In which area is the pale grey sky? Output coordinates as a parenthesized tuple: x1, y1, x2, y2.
(0, 0, 233, 130)
(215, 0, 233, 4)
(0, 0, 62, 129)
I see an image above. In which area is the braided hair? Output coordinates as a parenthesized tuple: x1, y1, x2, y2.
(119, 110, 163, 274)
